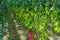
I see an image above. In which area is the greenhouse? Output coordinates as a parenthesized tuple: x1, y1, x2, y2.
(0, 0, 60, 40)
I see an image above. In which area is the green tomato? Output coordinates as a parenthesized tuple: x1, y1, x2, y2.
(54, 27, 58, 31)
(54, 22, 58, 26)
(39, 37, 44, 40)
(25, 24, 28, 27)
(29, 26, 32, 29)
(54, 27, 60, 33)
(39, 25, 44, 31)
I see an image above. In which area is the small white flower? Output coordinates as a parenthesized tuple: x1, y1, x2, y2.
(2, 34, 9, 40)
(20, 35, 27, 40)
(17, 30, 23, 35)
(14, 20, 16, 23)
